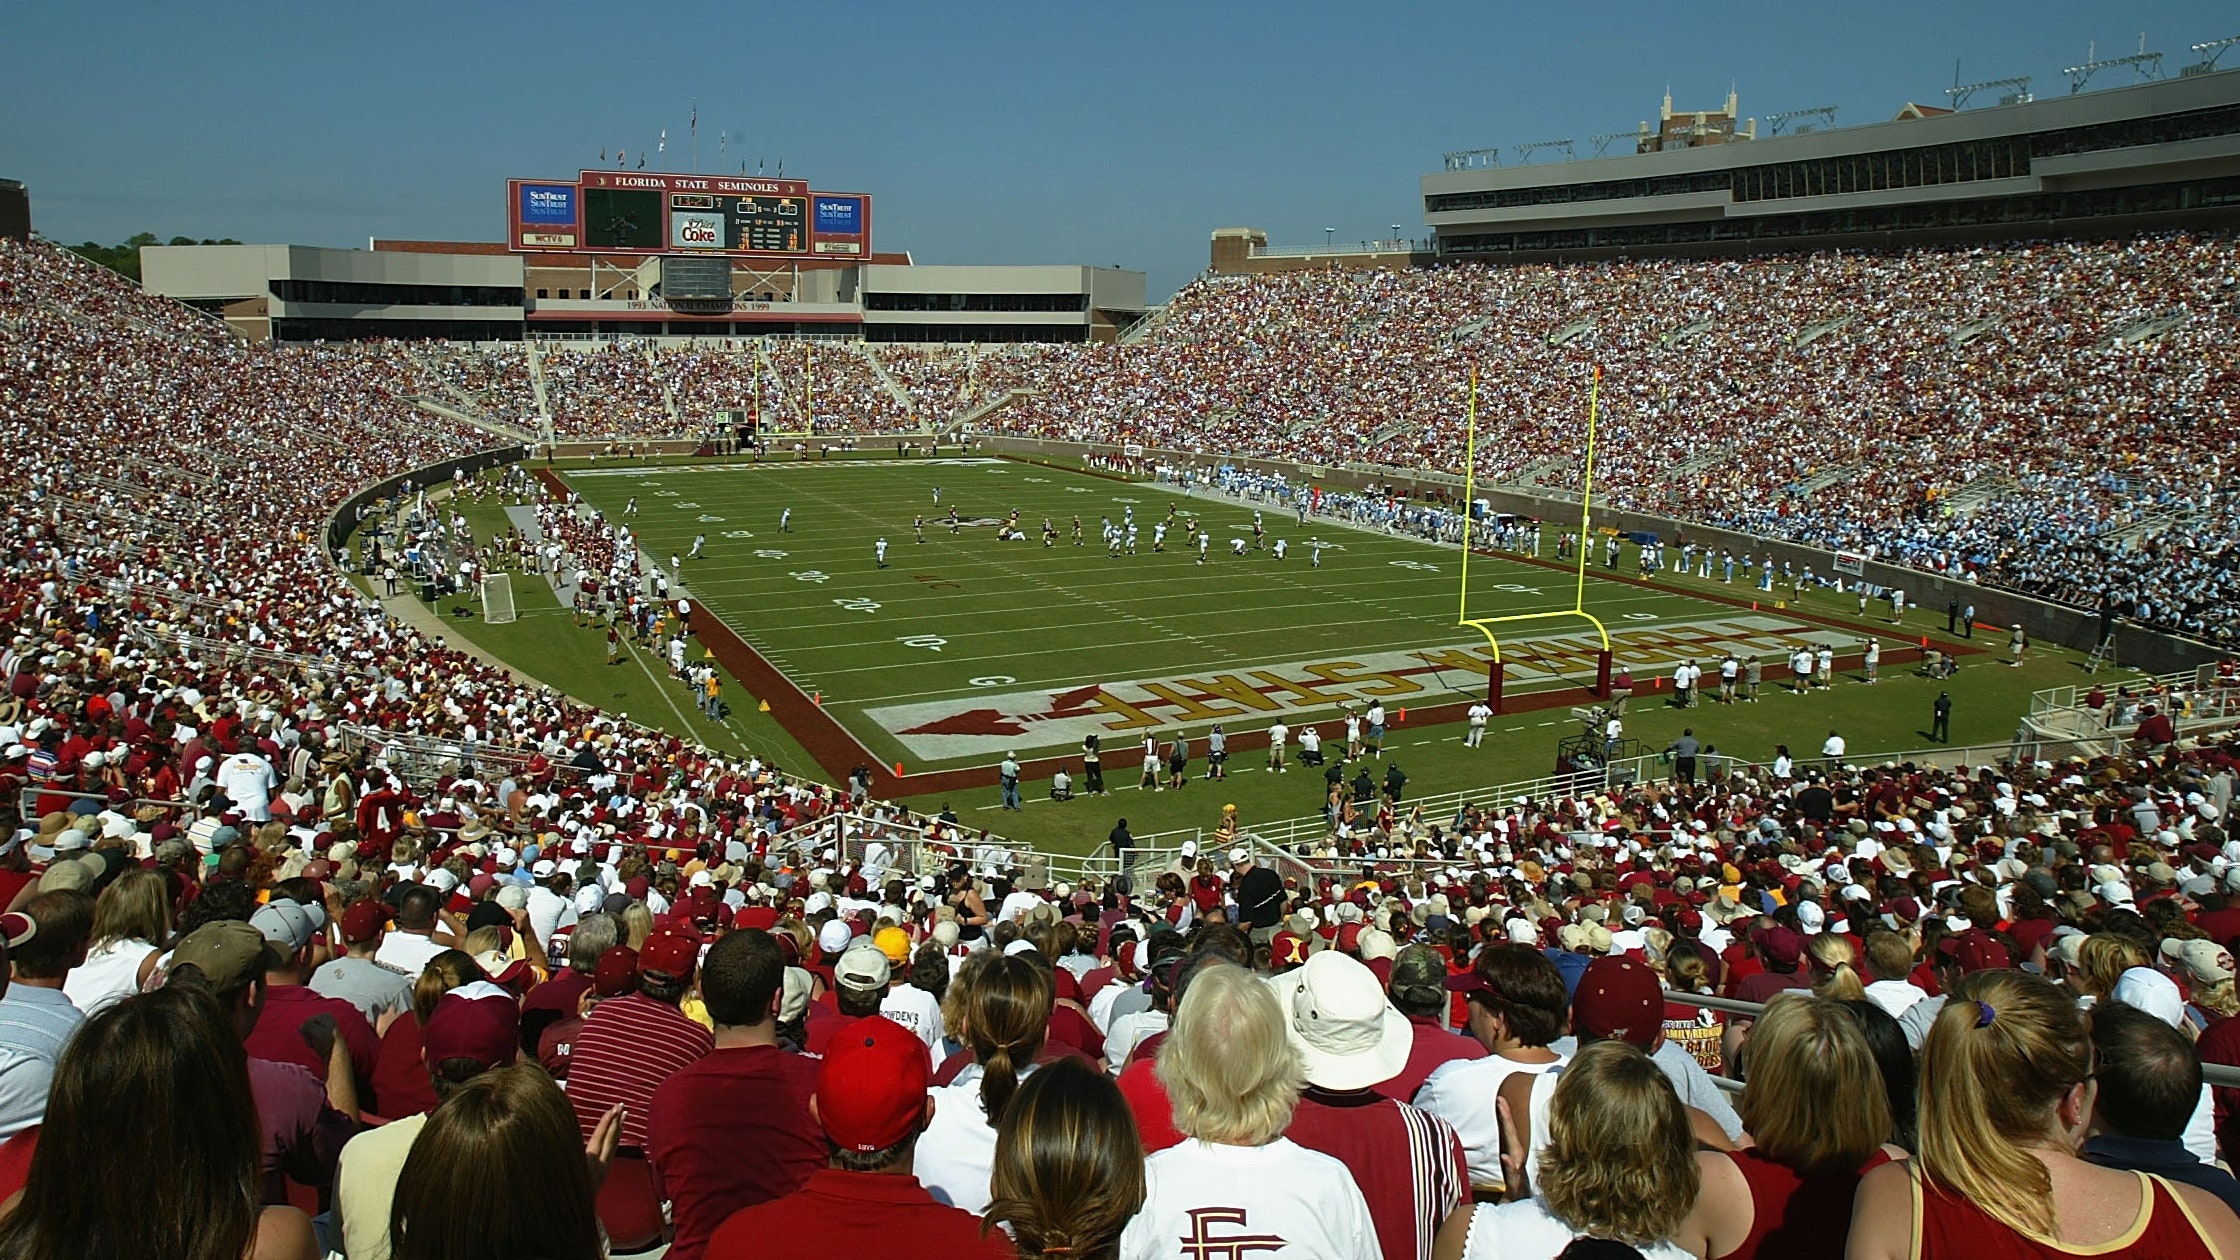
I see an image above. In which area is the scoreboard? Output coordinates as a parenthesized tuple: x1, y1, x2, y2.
(508, 171, 870, 260)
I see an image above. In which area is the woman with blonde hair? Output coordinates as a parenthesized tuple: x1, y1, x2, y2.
(1433, 1039, 1698, 1259)
(2072, 934, 2151, 1005)
(64, 867, 173, 1015)
(1119, 962, 1377, 1260)
(1806, 932, 1867, 1003)
(1671, 996, 1891, 1259)
(983, 1056, 1146, 1260)
(1849, 969, 2240, 1259)
(920, 952, 1053, 1213)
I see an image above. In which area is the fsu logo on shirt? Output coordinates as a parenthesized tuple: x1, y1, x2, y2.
(1179, 1207, 1287, 1259)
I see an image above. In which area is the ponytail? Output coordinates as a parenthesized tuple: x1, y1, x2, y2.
(966, 954, 1053, 1126)
(1816, 961, 1866, 1003)
(980, 1041, 1020, 1128)
(1917, 971, 2089, 1238)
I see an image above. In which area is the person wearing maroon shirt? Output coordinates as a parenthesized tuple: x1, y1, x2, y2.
(243, 900, 380, 1092)
(1281, 952, 1465, 1260)
(649, 930, 823, 1260)
(565, 927, 712, 1151)
(517, 912, 615, 1056)
(1734, 923, 1812, 1004)
(1375, 945, 1484, 1103)
(539, 944, 638, 1080)
(703, 1015, 1011, 1260)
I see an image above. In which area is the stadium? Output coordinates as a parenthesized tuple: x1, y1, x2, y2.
(8, 10, 2240, 1260)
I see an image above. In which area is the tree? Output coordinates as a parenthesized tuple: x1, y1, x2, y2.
(65, 233, 240, 283)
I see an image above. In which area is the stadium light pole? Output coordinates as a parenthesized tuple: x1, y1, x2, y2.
(1324, 227, 1334, 250)
(1390, 224, 1403, 247)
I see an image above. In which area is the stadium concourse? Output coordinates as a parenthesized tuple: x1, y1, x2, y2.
(11, 224, 2240, 1260)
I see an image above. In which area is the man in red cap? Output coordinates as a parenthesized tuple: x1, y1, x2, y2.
(1734, 922, 1810, 1003)
(650, 930, 823, 1260)
(539, 945, 637, 1080)
(704, 1015, 1011, 1260)
(564, 927, 711, 1150)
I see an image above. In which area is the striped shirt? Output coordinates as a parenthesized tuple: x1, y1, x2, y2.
(1286, 1086, 1467, 1260)
(0, 987, 85, 1139)
(563, 993, 712, 1150)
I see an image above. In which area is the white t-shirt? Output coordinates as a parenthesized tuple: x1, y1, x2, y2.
(1106, 1009, 1169, 1074)
(918, 1061, 1039, 1214)
(1864, 978, 1926, 1019)
(879, 982, 946, 1055)
(1460, 1196, 1694, 1260)
(216, 752, 278, 822)
(1413, 1053, 1567, 1192)
(997, 890, 1045, 924)
(1118, 1138, 1379, 1260)
(373, 931, 451, 979)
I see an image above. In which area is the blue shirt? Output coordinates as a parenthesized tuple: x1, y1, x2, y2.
(0, 986, 86, 1138)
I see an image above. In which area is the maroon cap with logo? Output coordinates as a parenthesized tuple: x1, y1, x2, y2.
(1572, 956, 1663, 1048)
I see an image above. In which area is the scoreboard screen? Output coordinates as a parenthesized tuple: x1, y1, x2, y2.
(509, 171, 868, 259)
(669, 192, 807, 254)
(583, 188, 662, 250)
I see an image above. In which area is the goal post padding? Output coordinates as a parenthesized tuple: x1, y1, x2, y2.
(481, 573, 517, 624)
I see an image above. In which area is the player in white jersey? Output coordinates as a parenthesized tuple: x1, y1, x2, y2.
(1272, 538, 1288, 560)
(1124, 523, 1138, 554)
(688, 532, 705, 560)
(779, 507, 792, 532)
(1196, 531, 1210, 565)
(1311, 538, 1325, 567)
(1153, 522, 1168, 552)
(1230, 537, 1247, 556)
(875, 538, 888, 567)
(1465, 700, 1491, 747)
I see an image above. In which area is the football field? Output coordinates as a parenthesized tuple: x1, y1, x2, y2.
(557, 456, 1927, 776)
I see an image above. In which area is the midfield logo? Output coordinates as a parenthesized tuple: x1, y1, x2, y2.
(864, 614, 1820, 759)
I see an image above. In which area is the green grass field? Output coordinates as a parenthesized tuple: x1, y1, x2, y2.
(458, 454, 2100, 854)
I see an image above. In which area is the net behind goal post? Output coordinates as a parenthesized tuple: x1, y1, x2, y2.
(481, 574, 517, 625)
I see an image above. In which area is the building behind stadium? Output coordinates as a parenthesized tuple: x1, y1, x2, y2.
(1212, 59, 2240, 275)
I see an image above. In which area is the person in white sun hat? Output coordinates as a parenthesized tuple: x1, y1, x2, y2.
(1280, 950, 1466, 1260)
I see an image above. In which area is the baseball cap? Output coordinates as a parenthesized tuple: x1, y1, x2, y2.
(169, 921, 269, 992)
(835, 939, 893, 991)
(872, 925, 911, 965)
(341, 899, 388, 945)
(1935, 930, 2013, 975)
(1388, 945, 1447, 1007)
(1269, 931, 1309, 970)
(733, 905, 780, 932)
(816, 919, 854, 955)
(2112, 966, 2187, 1029)
(593, 945, 640, 996)
(1356, 927, 1398, 962)
(2170, 939, 2237, 986)
(250, 902, 318, 957)
(1572, 956, 1663, 1048)
(814, 1015, 929, 1152)
(1229, 847, 1251, 866)
(1281, 951, 1411, 1091)
(639, 929, 699, 979)
(1749, 924, 1804, 969)
(421, 984, 520, 1070)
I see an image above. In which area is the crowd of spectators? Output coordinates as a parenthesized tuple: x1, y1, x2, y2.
(18, 225, 2240, 1256)
(968, 235, 2240, 645)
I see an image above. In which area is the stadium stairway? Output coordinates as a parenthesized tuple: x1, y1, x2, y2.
(526, 341, 554, 433)
(859, 345, 920, 425)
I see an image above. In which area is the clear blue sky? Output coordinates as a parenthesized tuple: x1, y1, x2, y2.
(3, 1, 2232, 297)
